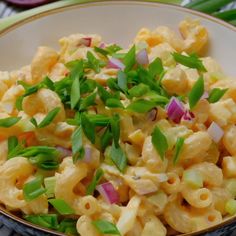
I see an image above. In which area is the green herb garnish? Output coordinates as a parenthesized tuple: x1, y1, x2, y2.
(86, 168, 104, 195)
(48, 199, 75, 215)
(151, 126, 168, 160)
(0, 117, 21, 127)
(188, 76, 204, 109)
(173, 137, 185, 164)
(208, 88, 228, 103)
(92, 220, 121, 235)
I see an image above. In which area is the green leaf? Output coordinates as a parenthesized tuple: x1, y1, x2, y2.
(148, 57, 164, 78)
(173, 137, 185, 164)
(70, 60, 83, 109)
(105, 98, 124, 108)
(126, 99, 156, 113)
(208, 88, 228, 103)
(86, 114, 111, 127)
(15, 96, 24, 111)
(80, 79, 97, 94)
(110, 114, 120, 148)
(44, 176, 56, 198)
(123, 45, 136, 72)
(86, 51, 104, 73)
(151, 126, 168, 160)
(24, 214, 58, 230)
(71, 126, 84, 163)
(48, 199, 75, 215)
(110, 142, 127, 173)
(128, 83, 150, 98)
(80, 92, 97, 111)
(8, 136, 18, 155)
(100, 128, 113, 151)
(97, 84, 113, 103)
(172, 53, 207, 72)
(86, 169, 104, 195)
(92, 220, 121, 235)
(23, 176, 46, 201)
(0, 117, 21, 127)
(117, 70, 128, 92)
(81, 113, 95, 144)
(188, 76, 204, 109)
(36, 107, 60, 128)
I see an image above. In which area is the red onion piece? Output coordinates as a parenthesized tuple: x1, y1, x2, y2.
(56, 146, 72, 159)
(166, 97, 185, 123)
(136, 49, 149, 65)
(80, 37, 92, 47)
(201, 91, 209, 100)
(99, 42, 106, 49)
(96, 182, 119, 204)
(107, 58, 125, 70)
(207, 122, 224, 143)
(182, 110, 195, 122)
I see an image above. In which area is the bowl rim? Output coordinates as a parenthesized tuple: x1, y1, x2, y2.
(0, 1, 236, 235)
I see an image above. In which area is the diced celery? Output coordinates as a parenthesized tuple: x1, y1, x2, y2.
(225, 199, 236, 216)
(44, 176, 56, 198)
(224, 179, 236, 198)
(182, 170, 203, 188)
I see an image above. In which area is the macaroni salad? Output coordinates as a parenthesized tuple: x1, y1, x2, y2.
(0, 18, 236, 236)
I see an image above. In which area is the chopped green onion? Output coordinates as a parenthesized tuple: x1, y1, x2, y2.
(81, 113, 96, 144)
(110, 114, 120, 148)
(97, 84, 113, 103)
(86, 114, 111, 127)
(8, 136, 18, 155)
(183, 169, 203, 188)
(173, 137, 185, 164)
(117, 70, 128, 92)
(79, 92, 97, 111)
(127, 99, 157, 113)
(86, 168, 104, 195)
(208, 88, 228, 103)
(92, 220, 121, 235)
(213, 9, 236, 21)
(69, 60, 83, 109)
(151, 126, 168, 160)
(188, 76, 204, 109)
(33, 107, 60, 128)
(172, 53, 207, 72)
(148, 57, 164, 78)
(100, 128, 113, 151)
(44, 176, 56, 198)
(24, 214, 59, 230)
(23, 176, 46, 201)
(80, 79, 97, 94)
(86, 51, 104, 73)
(58, 219, 78, 235)
(0, 117, 21, 127)
(105, 98, 124, 108)
(110, 142, 127, 173)
(71, 126, 84, 163)
(48, 199, 75, 215)
(123, 45, 136, 72)
(128, 83, 150, 98)
(15, 96, 24, 111)
(225, 199, 236, 216)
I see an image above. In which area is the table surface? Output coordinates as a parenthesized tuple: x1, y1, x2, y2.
(0, 0, 236, 235)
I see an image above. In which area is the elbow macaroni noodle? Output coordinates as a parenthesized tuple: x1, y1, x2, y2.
(0, 18, 235, 235)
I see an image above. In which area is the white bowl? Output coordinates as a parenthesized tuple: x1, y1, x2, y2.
(0, 1, 236, 236)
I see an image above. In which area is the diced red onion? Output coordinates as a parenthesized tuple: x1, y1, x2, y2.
(148, 108, 158, 121)
(96, 182, 119, 204)
(201, 91, 209, 100)
(136, 49, 149, 65)
(99, 42, 106, 49)
(166, 97, 185, 123)
(80, 37, 92, 47)
(207, 122, 224, 143)
(56, 146, 72, 158)
(107, 58, 125, 70)
(181, 110, 195, 122)
(83, 146, 92, 163)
